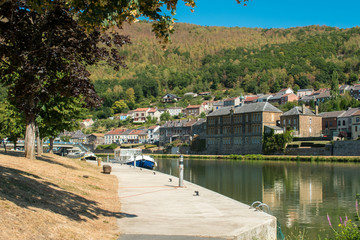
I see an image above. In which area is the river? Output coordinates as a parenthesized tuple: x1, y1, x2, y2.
(155, 158, 360, 239)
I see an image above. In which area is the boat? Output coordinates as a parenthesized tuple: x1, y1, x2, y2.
(114, 148, 156, 170)
(83, 152, 97, 161)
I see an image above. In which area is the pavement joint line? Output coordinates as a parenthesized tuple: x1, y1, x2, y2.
(119, 187, 177, 199)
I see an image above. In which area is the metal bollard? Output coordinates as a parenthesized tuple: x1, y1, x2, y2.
(179, 155, 184, 187)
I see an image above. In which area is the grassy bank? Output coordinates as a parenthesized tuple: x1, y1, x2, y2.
(150, 153, 360, 163)
(0, 151, 120, 240)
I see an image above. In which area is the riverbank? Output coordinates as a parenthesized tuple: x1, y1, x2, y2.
(151, 153, 360, 162)
(103, 162, 277, 240)
(0, 151, 120, 240)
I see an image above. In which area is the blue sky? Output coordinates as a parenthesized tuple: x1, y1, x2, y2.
(171, 0, 360, 29)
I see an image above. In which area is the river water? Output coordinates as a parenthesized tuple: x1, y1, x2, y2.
(155, 158, 360, 239)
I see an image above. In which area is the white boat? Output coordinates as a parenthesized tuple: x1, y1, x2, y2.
(114, 148, 156, 169)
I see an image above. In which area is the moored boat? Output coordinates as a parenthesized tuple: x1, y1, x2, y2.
(114, 148, 156, 170)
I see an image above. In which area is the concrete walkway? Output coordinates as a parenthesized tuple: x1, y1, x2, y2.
(103, 163, 277, 240)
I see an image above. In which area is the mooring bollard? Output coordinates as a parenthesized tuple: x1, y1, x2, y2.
(97, 157, 101, 167)
(179, 155, 184, 187)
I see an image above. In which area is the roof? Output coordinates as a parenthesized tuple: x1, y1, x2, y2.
(186, 105, 201, 109)
(134, 108, 150, 112)
(120, 129, 133, 135)
(71, 130, 86, 139)
(269, 93, 283, 100)
(208, 102, 282, 117)
(351, 110, 360, 116)
(161, 119, 198, 128)
(148, 108, 158, 113)
(148, 125, 159, 130)
(106, 128, 127, 135)
(130, 130, 144, 135)
(83, 119, 93, 122)
(282, 106, 315, 116)
(163, 93, 179, 98)
(338, 108, 360, 118)
(90, 133, 105, 137)
(244, 96, 258, 102)
(297, 89, 313, 92)
(319, 111, 346, 118)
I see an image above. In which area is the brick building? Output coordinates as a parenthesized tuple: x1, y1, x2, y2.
(280, 105, 322, 137)
(319, 110, 345, 138)
(206, 102, 282, 155)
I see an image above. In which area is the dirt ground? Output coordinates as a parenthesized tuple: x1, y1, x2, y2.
(0, 151, 121, 240)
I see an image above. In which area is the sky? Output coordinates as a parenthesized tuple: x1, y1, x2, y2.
(171, 0, 360, 29)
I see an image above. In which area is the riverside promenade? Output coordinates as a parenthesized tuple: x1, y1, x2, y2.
(104, 163, 276, 240)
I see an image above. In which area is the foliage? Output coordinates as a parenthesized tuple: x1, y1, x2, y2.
(60, 135, 71, 142)
(0, 101, 25, 144)
(160, 111, 172, 121)
(111, 100, 128, 114)
(190, 136, 206, 152)
(263, 129, 293, 154)
(325, 198, 360, 240)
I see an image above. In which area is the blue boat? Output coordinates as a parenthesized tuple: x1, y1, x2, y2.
(114, 148, 156, 170)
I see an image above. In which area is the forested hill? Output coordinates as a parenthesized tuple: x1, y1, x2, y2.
(90, 22, 360, 107)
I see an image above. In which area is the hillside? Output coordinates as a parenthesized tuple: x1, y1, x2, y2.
(0, 152, 120, 240)
(90, 22, 360, 110)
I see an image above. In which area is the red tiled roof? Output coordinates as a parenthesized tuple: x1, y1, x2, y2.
(148, 125, 158, 130)
(148, 108, 157, 113)
(352, 110, 360, 116)
(245, 96, 258, 101)
(186, 105, 201, 109)
(106, 128, 127, 135)
(134, 108, 150, 112)
(130, 130, 143, 135)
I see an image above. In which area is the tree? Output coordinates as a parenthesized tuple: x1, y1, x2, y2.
(160, 111, 171, 121)
(112, 100, 128, 114)
(331, 71, 339, 96)
(0, 101, 25, 149)
(0, 1, 129, 159)
(126, 88, 136, 106)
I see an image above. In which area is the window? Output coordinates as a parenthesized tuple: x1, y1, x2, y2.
(288, 119, 291, 124)
(357, 117, 360, 123)
(338, 121, 341, 126)
(343, 120, 346, 126)
(356, 126, 358, 132)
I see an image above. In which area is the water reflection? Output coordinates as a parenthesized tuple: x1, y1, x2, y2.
(156, 158, 360, 238)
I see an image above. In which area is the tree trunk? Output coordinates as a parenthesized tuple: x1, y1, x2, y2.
(36, 127, 43, 156)
(49, 137, 54, 154)
(25, 115, 36, 159)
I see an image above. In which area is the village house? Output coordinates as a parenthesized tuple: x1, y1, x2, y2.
(339, 85, 351, 95)
(147, 125, 160, 144)
(280, 105, 322, 137)
(351, 110, 360, 140)
(87, 133, 105, 145)
(159, 119, 199, 146)
(162, 93, 180, 103)
(319, 111, 345, 138)
(119, 113, 128, 121)
(224, 97, 241, 106)
(118, 129, 133, 144)
(104, 128, 127, 144)
(244, 95, 258, 104)
(337, 108, 360, 139)
(183, 105, 204, 117)
(136, 129, 148, 144)
(70, 130, 88, 143)
(167, 107, 183, 116)
(184, 92, 198, 98)
(133, 108, 151, 123)
(202, 101, 216, 113)
(296, 89, 313, 98)
(280, 93, 298, 105)
(198, 92, 211, 96)
(278, 88, 294, 95)
(257, 94, 272, 103)
(148, 108, 161, 121)
(126, 110, 135, 119)
(206, 102, 283, 155)
(350, 85, 360, 100)
(81, 119, 94, 128)
(213, 100, 224, 110)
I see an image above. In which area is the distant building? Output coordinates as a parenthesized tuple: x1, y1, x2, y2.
(280, 93, 298, 105)
(278, 88, 294, 95)
(147, 125, 160, 144)
(70, 130, 88, 143)
(339, 85, 351, 95)
(81, 119, 94, 128)
(337, 108, 360, 139)
(351, 110, 360, 140)
(87, 133, 105, 145)
(206, 102, 283, 155)
(257, 95, 272, 103)
(162, 93, 180, 103)
(119, 113, 128, 121)
(224, 97, 241, 106)
(184, 92, 198, 98)
(244, 95, 258, 104)
(159, 119, 200, 146)
(183, 105, 204, 117)
(167, 107, 183, 117)
(319, 110, 345, 138)
(148, 108, 161, 121)
(198, 92, 211, 96)
(202, 101, 216, 113)
(104, 128, 127, 144)
(350, 85, 360, 100)
(133, 108, 151, 123)
(280, 105, 322, 137)
(296, 89, 313, 98)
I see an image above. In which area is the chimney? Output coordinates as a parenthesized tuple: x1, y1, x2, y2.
(302, 104, 305, 114)
(315, 105, 319, 115)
